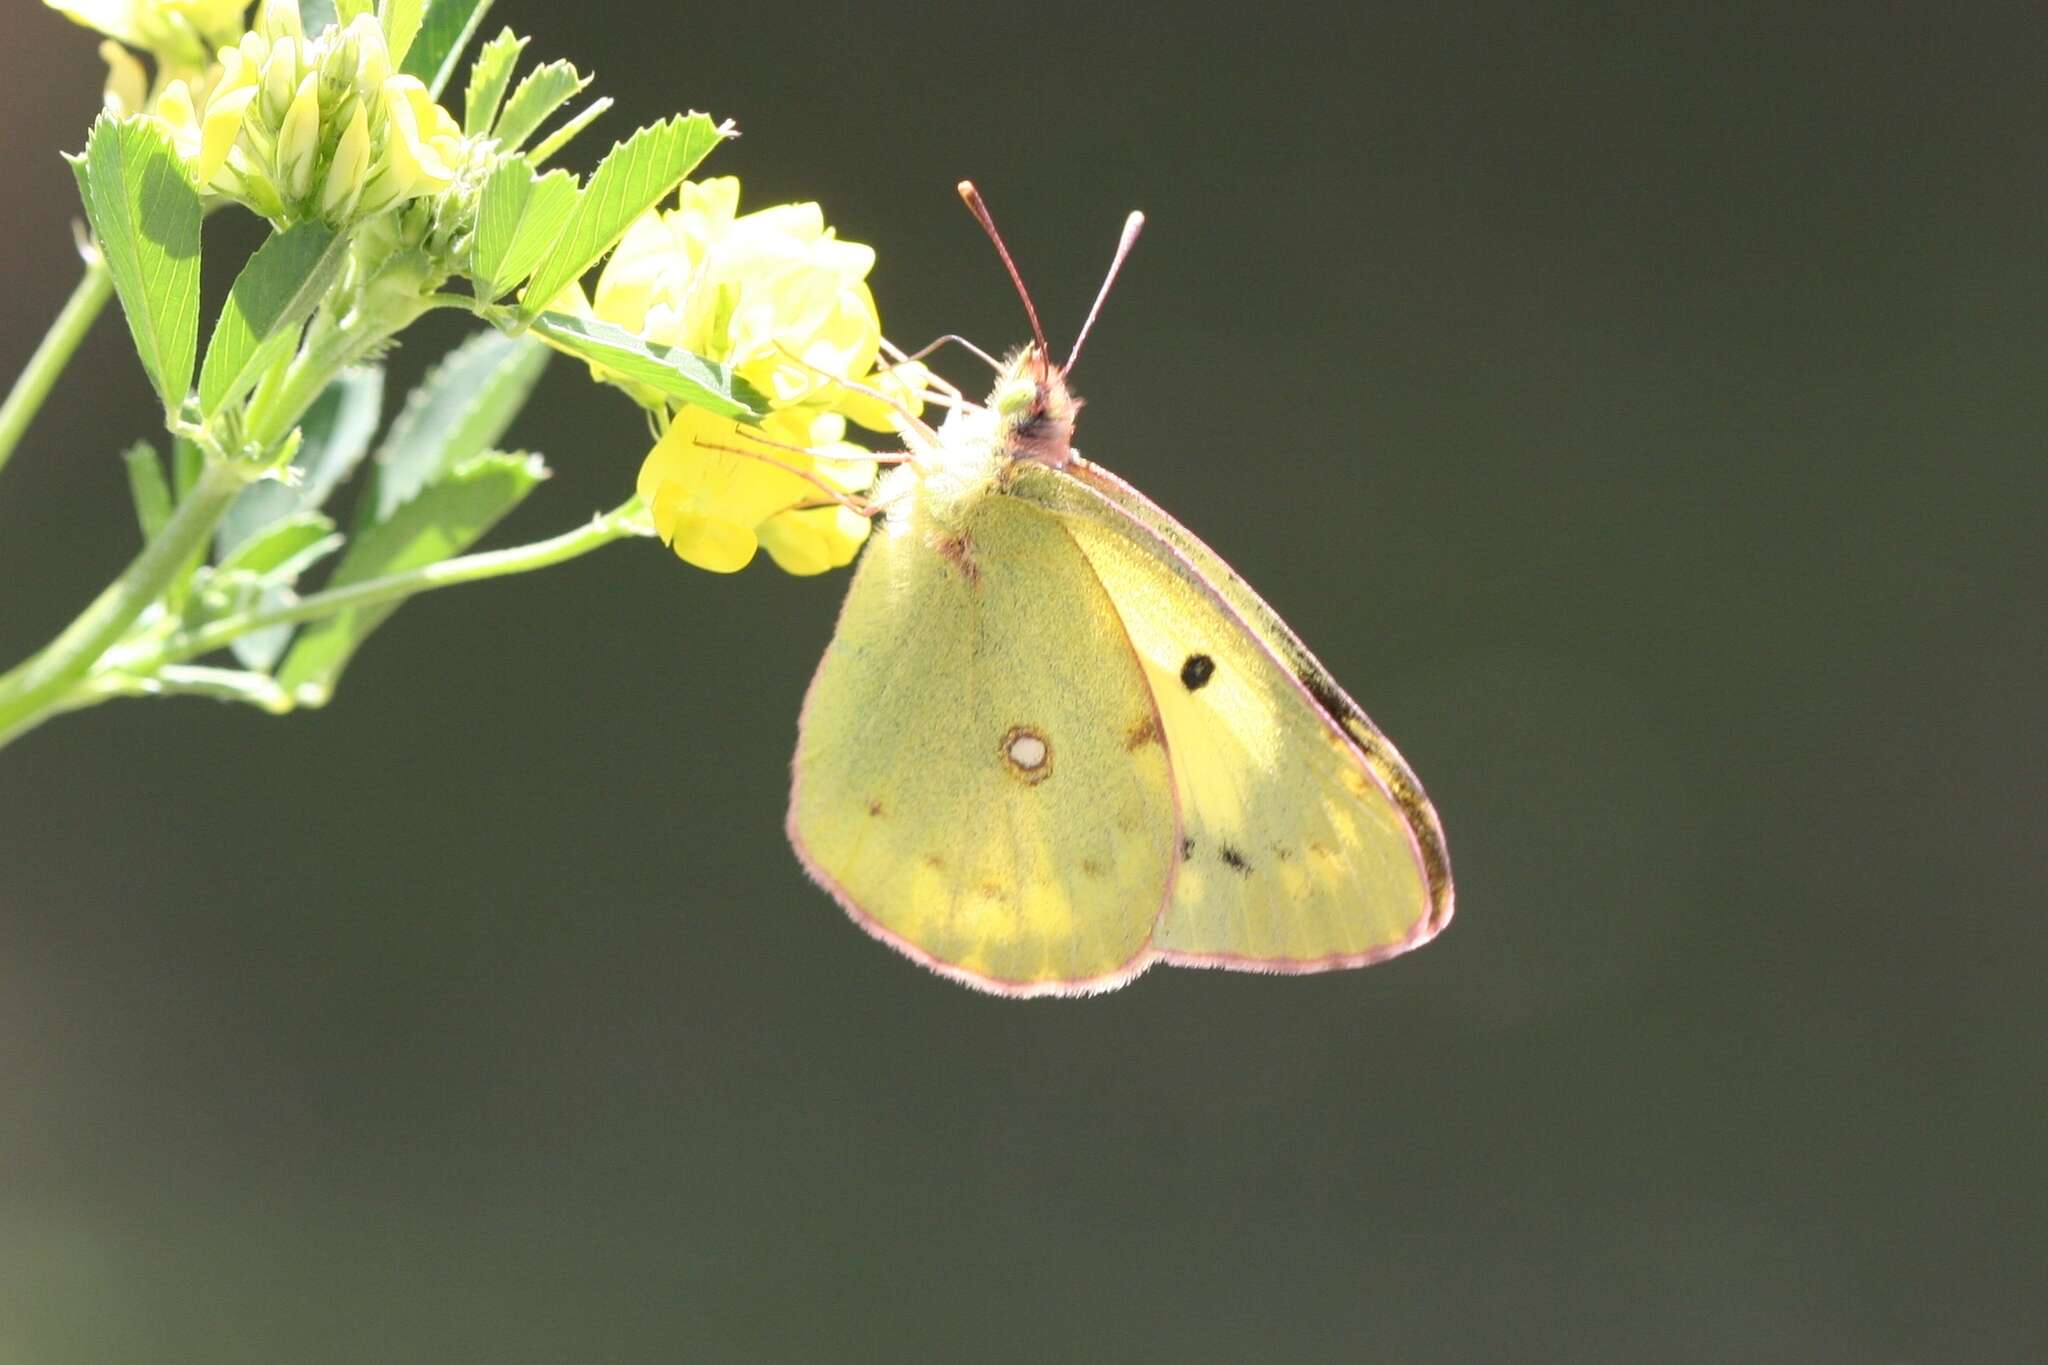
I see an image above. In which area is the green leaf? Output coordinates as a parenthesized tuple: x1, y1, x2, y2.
(491, 59, 589, 152)
(198, 222, 346, 417)
(277, 452, 547, 700)
(528, 312, 767, 422)
(216, 512, 339, 577)
(334, 0, 375, 22)
(220, 517, 348, 673)
(76, 115, 202, 416)
(400, 0, 496, 98)
(377, 0, 425, 66)
(218, 366, 385, 556)
(122, 441, 173, 542)
(470, 161, 578, 299)
(463, 26, 527, 137)
(369, 329, 550, 520)
(518, 115, 726, 319)
(525, 98, 613, 168)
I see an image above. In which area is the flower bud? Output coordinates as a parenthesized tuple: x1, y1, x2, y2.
(261, 36, 299, 122)
(344, 14, 390, 88)
(197, 82, 257, 182)
(320, 98, 371, 221)
(276, 71, 321, 201)
(255, 0, 302, 44)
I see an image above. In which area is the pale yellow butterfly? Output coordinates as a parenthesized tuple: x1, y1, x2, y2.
(788, 184, 1453, 997)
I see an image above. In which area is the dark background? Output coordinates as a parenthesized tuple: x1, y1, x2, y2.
(3, 3, 2042, 1360)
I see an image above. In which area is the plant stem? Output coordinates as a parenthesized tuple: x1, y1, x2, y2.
(0, 256, 114, 482)
(119, 499, 650, 678)
(242, 299, 422, 452)
(0, 459, 244, 751)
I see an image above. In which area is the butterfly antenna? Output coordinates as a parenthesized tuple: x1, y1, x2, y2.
(958, 180, 1051, 369)
(1065, 210, 1145, 376)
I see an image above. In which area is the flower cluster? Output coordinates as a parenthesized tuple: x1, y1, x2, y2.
(568, 178, 928, 574)
(136, 0, 467, 227)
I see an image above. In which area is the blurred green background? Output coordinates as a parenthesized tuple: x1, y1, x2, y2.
(2, 3, 2041, 1361)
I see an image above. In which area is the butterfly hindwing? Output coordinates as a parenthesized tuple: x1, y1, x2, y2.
(1012, 460, 1452, 970)
(788, 489, 1177, 995)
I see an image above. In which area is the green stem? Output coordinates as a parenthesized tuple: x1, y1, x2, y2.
(53, 664, 292, 716)
(118, 499, 650, 678)
(243, 310, 394, 452)
(0, 459, 245, 750)
(0, 256, 114, 482)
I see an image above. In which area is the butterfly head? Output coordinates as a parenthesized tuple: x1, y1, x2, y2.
(954, 182, 1142, 472)
(988, 345, 1081, 469)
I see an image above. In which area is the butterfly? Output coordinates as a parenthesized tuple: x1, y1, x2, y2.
(787, 184, 1453, 997)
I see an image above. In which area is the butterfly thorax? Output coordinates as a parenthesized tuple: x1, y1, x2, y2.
(875, 346, 1083, 538)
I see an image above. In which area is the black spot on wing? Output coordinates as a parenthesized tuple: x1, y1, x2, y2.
(1180, 836, 1195, 861)
(1180, 653, 1216, 690)
(1219, 844, 1252, 874)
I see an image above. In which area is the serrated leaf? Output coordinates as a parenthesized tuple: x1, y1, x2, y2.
(218, 366, 385, 556)
(122, 441, 173, 541)
(496, 169, 578, 296)
(518, 115, 726, 319)
(198, 222, 346, 417)
(399, 0, 494, 97)
(491, 59, 589, 152)
(470, 161, 578, 299)
(369, 329, 550, 520)
(463, 26, 527, 137)
(377, 0, 424, 65)
(77, 115, 202, 416)
(277, 452, 547, 699)
(217, 512, 339, 577)
(529, 312, 767, 422)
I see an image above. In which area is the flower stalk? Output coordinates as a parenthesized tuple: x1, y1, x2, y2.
(0, 457, 247, 749)
(0, 255, 114, 482)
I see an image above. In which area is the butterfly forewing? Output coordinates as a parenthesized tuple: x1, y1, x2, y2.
(788, 490, 1177, 996)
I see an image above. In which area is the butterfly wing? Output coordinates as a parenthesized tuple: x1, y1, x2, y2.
(1011, 459, 1454, 971)
(788, 489, 1178, 996)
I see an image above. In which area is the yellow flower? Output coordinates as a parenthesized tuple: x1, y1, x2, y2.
(586, 178, 923, 428)
(637, 408, 877, 575)
(97, 39, 149, 115)
(360, 74, 463, 212)
(565, 178, 927, 574)
(638, 407, 814, 574)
